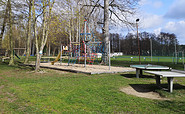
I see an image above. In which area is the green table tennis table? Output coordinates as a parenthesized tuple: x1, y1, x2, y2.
(130, 64, 171, 78)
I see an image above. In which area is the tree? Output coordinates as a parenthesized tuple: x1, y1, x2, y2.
(24, 0, 33, 64)
(83, 0, 138, 64)
(0, 1, 9, 51)
(34, 0, 55, 72)
(8, 0, 14, 65)
(101, 0, 109, 64)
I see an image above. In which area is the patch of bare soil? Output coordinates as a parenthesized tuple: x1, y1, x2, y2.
(120, 86, 169, 100)
(0, 85, 4, 89)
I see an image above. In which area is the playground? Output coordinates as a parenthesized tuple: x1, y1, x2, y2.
(29, 19, 125, 74)
(1, 0, 185, 113)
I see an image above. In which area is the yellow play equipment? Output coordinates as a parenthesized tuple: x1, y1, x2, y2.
(51, 52, 61, 65)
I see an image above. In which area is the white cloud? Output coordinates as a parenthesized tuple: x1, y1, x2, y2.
(154, 27, 161, 35)
(162, 20, 185, 44)
(138, 0, 149, 6)
(165, 0, 185, 19)
(138, 0, 163, 9)
(139, 13, 164, 29)
(164, 21, 176, 31)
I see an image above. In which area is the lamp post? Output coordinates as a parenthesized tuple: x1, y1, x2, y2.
(136, 19, 140, 64)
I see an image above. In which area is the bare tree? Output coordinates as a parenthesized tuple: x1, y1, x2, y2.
(0, 1, 9, 51)
(34, 0, 55, 72)
(8, 0, 14, 65)
(82, 0, 138, 64)
(24, 0, 32, 64)
(102, 0, 109, 64)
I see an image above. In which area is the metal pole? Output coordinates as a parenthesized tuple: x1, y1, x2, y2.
(78, 4, 81, 57)
(109, 41, 111, 70)
(183, 51, 184, 65)
(175, 41, 177, 64)
(60, 44, 62, 66)
(119, 37, 120, 52)
(84, 20, 87, 68)
(136, 19, 140, 64)
(150, 38, 152, 62)
(85, 42, 86, 68)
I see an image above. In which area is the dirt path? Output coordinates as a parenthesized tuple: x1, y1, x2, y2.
(120, 86, 169, 100)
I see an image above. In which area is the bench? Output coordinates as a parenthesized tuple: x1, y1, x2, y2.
(2, 57, 10, 62)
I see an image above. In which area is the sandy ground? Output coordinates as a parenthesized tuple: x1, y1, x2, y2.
(120, 86, 169, 100)
(39, 62, 135, 74)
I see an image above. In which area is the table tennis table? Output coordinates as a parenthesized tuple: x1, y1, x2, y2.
(145, 70, 185, 93)
(130, 64, 171, 78)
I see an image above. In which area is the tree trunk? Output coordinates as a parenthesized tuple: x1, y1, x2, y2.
(0, 1, 9, 51)
(35, 52, 41, 71)
(48, 42, 51, 56)
(102, 0, 109, 65)
(35, 0, 55, 72)
(32, 40, 35, 56)
(32, 0, 39, 71)
(24, 0, 32, 64)
(53, 47, 56, 56)
(8, 0, 14, 65)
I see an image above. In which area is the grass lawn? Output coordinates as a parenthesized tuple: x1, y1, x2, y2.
(0, 60, 185, 113)
(113, 55, 184, 64)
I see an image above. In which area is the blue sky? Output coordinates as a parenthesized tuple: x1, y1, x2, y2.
(111, 0, 185, 44)
(137, 0, 185, 44)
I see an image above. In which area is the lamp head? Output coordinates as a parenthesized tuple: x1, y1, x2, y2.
(136, 18, 140, 22)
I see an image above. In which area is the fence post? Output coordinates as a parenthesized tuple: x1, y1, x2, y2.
(183, 51, 184, 65)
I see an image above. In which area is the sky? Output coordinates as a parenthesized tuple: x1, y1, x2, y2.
(111, 0, 185, 44)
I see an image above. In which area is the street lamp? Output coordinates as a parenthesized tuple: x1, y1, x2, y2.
(136, 18, 141, 64)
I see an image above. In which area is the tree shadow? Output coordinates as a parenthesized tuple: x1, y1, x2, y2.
(120, 74, 155, 79)
(129, 84, 159, 92)
(129, 84, 185, 93)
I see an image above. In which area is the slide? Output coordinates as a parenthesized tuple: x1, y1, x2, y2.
(14, 52, 21, 59)
(51, 52, 61, 65)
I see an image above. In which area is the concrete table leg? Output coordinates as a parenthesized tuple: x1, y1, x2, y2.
(140, 69, 143, 76)
(156, 75, 161, 86)
(136, 69, 139, 78)
(167, 77, 174, 93)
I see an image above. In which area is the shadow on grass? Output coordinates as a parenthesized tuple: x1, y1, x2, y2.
(129, 84, 159, 92)
(0, 61, 35, 71)
(120, 74, 155, 79)
(129, 84, 185, 93)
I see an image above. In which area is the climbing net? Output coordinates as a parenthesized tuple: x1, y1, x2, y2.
(68, 19, 104, 66)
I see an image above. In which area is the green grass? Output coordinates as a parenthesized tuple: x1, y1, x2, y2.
(113, 55, 184, 63)
(0, 60, 185, 113)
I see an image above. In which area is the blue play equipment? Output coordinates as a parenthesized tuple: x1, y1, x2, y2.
(68, 19, 104, 66)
